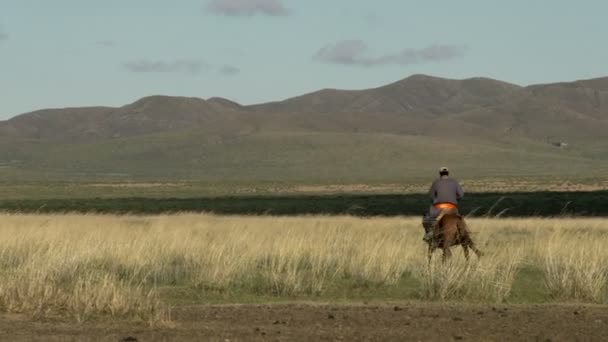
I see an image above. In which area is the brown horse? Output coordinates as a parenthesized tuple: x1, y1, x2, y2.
(427, 209, 482, 262)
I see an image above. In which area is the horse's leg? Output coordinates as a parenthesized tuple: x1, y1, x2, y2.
(464, 237, 483, 258)
(458, 218, 483, 259)
(427, 243, 434, 263)
(471, 244, 483, 258)
(462, 244, 470, 261)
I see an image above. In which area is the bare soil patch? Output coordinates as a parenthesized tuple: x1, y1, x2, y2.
(2, 303, 607, 341)
(87, 182, 184, 188)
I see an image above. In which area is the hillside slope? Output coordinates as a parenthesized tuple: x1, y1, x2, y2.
(1, 75, 607, 182)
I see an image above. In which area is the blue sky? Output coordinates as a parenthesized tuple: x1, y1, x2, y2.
(1, 0, 607, 118)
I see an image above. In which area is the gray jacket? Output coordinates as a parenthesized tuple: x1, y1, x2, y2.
(428, 176, 464, 205)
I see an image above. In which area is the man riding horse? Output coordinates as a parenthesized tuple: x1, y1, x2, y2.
(422, 167, 464, 244)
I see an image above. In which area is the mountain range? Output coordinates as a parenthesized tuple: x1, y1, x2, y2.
(1, 75, 607, 183)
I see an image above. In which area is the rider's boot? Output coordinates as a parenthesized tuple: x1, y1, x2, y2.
(422, 214, 435, 242)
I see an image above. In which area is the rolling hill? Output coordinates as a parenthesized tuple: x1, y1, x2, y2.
(1, 75, 607, 183)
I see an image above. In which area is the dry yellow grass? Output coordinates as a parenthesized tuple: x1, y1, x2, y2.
(0, 214, 606, 324)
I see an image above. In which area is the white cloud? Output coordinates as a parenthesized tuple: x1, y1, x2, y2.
(207, 0, 289, 17)
(315, 40, 468, 67)
(219, 65, 241, 75)
(0, 26, 8, 41)
(95, 40, 118, 47)
(123, 59, 208, 75)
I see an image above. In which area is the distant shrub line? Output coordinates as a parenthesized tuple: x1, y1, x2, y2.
(1, 191, 607, 216)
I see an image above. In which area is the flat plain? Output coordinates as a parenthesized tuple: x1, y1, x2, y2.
(1, 213, 607, 340)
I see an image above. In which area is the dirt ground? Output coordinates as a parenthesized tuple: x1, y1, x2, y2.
(2, 303, 607, 341)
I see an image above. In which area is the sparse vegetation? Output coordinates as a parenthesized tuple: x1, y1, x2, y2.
(0, 214, 606, 324)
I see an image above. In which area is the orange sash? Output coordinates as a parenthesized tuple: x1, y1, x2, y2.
(434, 202, 457, 210)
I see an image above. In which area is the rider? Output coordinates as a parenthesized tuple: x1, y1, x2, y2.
(422, 167, 464, 242)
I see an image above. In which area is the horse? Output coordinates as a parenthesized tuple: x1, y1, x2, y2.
(426, 209, 482, 262)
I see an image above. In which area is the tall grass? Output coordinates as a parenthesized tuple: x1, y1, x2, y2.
(539, 222, 608, 302)
(417, 245, 523, 302)
(0, 214, 606, 323)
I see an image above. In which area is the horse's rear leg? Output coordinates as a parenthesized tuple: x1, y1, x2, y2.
(462, 245, 470, 261)
(427, 244, 434, 263)
(471, 244, 483, 258)
(463, 236, 482, 258)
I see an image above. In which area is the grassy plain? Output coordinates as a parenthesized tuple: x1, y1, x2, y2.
(2, 130, 608, 184)
(0, 213, 606, 326)
(1, 176, 608, 200)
